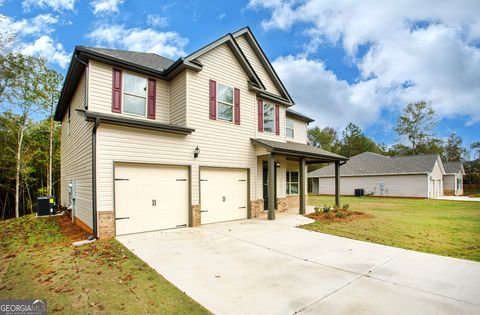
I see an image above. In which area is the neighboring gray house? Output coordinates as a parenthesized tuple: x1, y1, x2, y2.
(443, 161, 465, 196)
(55, 27, 347, 238)
(308, 152, 446, 198)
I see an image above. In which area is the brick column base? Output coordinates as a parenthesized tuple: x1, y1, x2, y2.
(97, 211, 115, 239)
(191, 205, 201, 227)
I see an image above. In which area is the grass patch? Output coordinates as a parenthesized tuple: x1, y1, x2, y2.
(303, 195, 480, 261)
(0, 214, 209, 314)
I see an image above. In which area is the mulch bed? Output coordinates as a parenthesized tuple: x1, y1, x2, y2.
(306, 209, 373, 223)
(55, 212, 90, 242)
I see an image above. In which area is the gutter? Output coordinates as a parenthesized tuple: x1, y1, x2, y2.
(75, 54, 88, 110)
(91, 117, 100, 238)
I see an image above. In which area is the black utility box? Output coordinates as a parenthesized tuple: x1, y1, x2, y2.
(37, 196, 55, 216)
(354, 189, 364, 197)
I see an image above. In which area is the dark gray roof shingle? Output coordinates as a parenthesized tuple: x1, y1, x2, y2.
(81, 46, 176, 71)
(443, 161, 465, 175)
(308, 152, 441, 177)
(251, 138, 347, 161)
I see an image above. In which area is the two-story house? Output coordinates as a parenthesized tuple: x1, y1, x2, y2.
(55, 27, 347, 238)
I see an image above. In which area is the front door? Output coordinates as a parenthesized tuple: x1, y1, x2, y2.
(262, 161, 277, 210)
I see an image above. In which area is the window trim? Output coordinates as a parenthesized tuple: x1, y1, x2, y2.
(263, 102, 275, 133)
(122, 72, 148, 117)
(216, 82, 234, 123)
(286, 118, 294, 138)
(286, 171, 299, 195)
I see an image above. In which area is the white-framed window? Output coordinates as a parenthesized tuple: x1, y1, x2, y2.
(286, 118, 294, 138)
(263, 102, 275, 133)
(217, 83, 233, 122)
(123, 72, 147, 116)
(286, 171, 299, 195)
(456, 178, 462, 190)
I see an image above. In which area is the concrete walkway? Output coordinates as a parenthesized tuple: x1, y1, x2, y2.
(117, 214, 480, 315)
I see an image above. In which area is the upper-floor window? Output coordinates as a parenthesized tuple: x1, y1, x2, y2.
(217, 83, 233, 122)
(263, 103, 275, 133)
(286, 118, 294, 138)
(123, 73, 147, 116)
(286, 171, 299, 195)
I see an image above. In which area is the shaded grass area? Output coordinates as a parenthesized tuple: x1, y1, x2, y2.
(304, 195, 480, 261)
(0, 214, 209, 314)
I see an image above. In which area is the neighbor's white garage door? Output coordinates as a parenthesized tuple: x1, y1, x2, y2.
(114, 163, 189, 235)
(200, 168, 248, 224)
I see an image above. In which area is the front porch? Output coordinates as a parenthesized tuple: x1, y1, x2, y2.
(251, 138, 348, 220)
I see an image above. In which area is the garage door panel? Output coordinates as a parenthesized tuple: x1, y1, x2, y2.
(201, 168, 248, 224)
(115, 164, 188, 235)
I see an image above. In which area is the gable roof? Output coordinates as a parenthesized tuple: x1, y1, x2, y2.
(55, 26, 294, 121)
(443, 161, 466, 175)
(81, 47, 176, 71)
(308, 152, 442, 177)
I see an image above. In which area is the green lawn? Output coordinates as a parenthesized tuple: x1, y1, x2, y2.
(305, 195, 480, 261)
(0, 214, 209, 314)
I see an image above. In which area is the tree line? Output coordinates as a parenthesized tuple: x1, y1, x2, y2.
(1, 24, 63, 220)
(308, 101, 479, 169)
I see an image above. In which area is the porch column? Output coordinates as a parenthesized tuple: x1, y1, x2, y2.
(299, 158, 306, 214)
(268, 154, 275, 220)
(335, 161, 340, 208)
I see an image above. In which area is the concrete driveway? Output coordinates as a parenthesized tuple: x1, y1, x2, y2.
(117, 214, 480, 315)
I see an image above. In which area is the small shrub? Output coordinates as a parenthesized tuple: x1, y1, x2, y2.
(342, 204, 349, 210)
(335, 212, 346, 219)
(322, 205, 333, 213)
(314, 206, 320, 214)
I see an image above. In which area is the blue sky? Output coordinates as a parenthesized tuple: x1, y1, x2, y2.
(2, 0, 479, 157)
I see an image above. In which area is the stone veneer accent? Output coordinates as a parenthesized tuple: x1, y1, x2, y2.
(250, 199, 263, 218)
(444, 190, 455, 196)
(191, 205, 201, 227)
(277, 197, 288, 212)
(97, 210, 115, 239)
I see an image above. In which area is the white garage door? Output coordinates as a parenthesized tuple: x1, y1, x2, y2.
(114, 163, 189, 235)
(200, 168, 248, 224)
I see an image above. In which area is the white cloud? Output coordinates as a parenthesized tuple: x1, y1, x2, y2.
(249, 0, 480, 127)
(20, 35, 70, 68)
(22, 0, 76, 11)
(91, 0, 124, 15)
(3, 14, 58, 37)
(87, 24, 188, 59)
(146, 15, 168, 28)
(1, 14, 70, 68)
(217, 13, 226, 20)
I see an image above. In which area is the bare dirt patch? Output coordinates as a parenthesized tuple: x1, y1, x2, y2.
(306, 209, 373, 224)
(55, 212, 90, 242)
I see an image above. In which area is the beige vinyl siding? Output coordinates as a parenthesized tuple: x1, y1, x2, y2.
(288, 117, 308, 144)
(96, 43, 259, 211)
(315, 174, 429, 198)
(60, 73, 93, 227)
(88, 60, 170, 124)
(169, 70, 187, 125)
(235, 34, 281, 97)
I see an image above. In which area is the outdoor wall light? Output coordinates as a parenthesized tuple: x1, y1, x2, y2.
(194, 146, 200, 158)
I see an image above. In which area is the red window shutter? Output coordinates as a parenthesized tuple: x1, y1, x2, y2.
(112, 68, 122, 113)
(147, 78, 156, 120)
(257, 99, 263, 132)
(234, 88, 240, 125)
(209, 79, 217, 120)
(275, 104, 280, 135)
